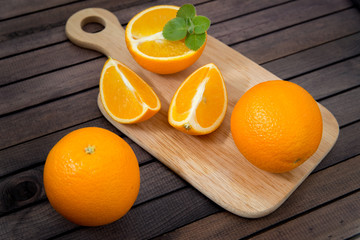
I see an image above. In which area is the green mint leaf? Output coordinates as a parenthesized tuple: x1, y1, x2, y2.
(193, 16, 211, 34)
(185, 32, 206, 51)
(176, 4, 196, 19)
(162, 17, 187, 41)
(162, 4, 211, 52)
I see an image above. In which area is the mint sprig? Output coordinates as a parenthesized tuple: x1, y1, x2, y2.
(162, 4, 211, 51)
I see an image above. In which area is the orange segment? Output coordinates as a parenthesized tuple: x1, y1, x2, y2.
(125, 5, 206, 74)
(99, 58, 160, 124)
(168, 63, 228, 135)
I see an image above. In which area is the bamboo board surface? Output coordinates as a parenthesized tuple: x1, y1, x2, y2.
(65, 8, 339, 218)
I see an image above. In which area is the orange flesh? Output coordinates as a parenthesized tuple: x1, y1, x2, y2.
(172, 66, 226, 128)
(196, 68, 225, 128)
(138, 40, 190, 57)
(131, 7, 190, 58)
(131, 8, 177, 38)
(172, 68, 206, 121)
(102, 62, 158, 119)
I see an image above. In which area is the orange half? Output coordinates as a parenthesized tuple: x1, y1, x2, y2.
(125, 5, 206, 74)
(168, 63, 228, 135)
(99, 58, 160, 124)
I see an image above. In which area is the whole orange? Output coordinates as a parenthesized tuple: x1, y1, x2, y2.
(231, 80, 323, 173)
(43, 127, 140, 226)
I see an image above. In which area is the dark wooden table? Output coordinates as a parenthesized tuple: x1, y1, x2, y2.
(1, 0, 359, 239)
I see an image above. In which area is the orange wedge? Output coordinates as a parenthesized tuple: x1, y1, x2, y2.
(99, 58, 160, 124)
(168, 63, 227, 135)
(125, 5, 206, 74)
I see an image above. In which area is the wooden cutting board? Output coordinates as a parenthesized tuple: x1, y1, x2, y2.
(65, 8, 339, 218)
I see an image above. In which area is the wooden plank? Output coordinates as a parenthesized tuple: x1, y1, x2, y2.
(251, 192, 360, 240)
(0, 201, 78, 240)
(210, 0, 352, 45)
(235, 8, 360, 64)
(0, 88, 101, 149)
(0, 0, 293, 83)
(0, 42, 101, 86)
(136, 161, 187, 204)
(0, 57, 105, 115)
(196, 0, 292, 24)
(59, 188, 220, 240)
(0, 0, 150, 41)
(2, 5, 359, 86)
(0, 166, 45, 214)
(0, 0, 79, 20)
(0, 146, 358, 239)
(314, 121, 360, 172)
(0, 188, 219, 240)
(0, 118, 153, 178)
(291, 56, 360, 100)
(320, 87, 360, 127)
(45, 155, 360, 239)
(262, 33, 360, 80)
(1, 34, 359, 116)
(154, 155, 360, 240)
(0, 26, 65, 59)
(0, 160, 185, 215)
(0, 0, 290, 58)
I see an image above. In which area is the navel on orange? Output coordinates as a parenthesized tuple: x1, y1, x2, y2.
(231, 80, 323, 173)
(43, 127, 140, 226)
(99, 57, 160, 124)
(125, 5, 206, 74)
(168, 63, 227, 135)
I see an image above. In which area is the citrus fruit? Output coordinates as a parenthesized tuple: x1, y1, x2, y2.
(168, 63, 227, 135)
(43, 127, 140, 226)
(231, 80, 323, 173)
(99, 57, 161, 124)
(125, 5, 206, 74)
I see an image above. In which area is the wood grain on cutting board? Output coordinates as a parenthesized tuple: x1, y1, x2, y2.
(66, 8, 339, 218)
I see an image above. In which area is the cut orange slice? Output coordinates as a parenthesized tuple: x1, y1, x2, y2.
(125, 5, 206, 74)
(99, 58, 161, 124)
(168, 63, 228, 135)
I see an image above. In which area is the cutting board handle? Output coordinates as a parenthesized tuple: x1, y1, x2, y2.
(65, 8, 125, 58)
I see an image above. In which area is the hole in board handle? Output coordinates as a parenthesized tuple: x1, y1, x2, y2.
(81, 16, 106, 33)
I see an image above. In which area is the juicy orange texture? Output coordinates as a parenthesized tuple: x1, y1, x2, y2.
(125, 5, 206, 74)
(168, 63, 227, 135)
(43, 127, 140, 226)
(231, 80, 323, 173)
(99, 57, 160, 124)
